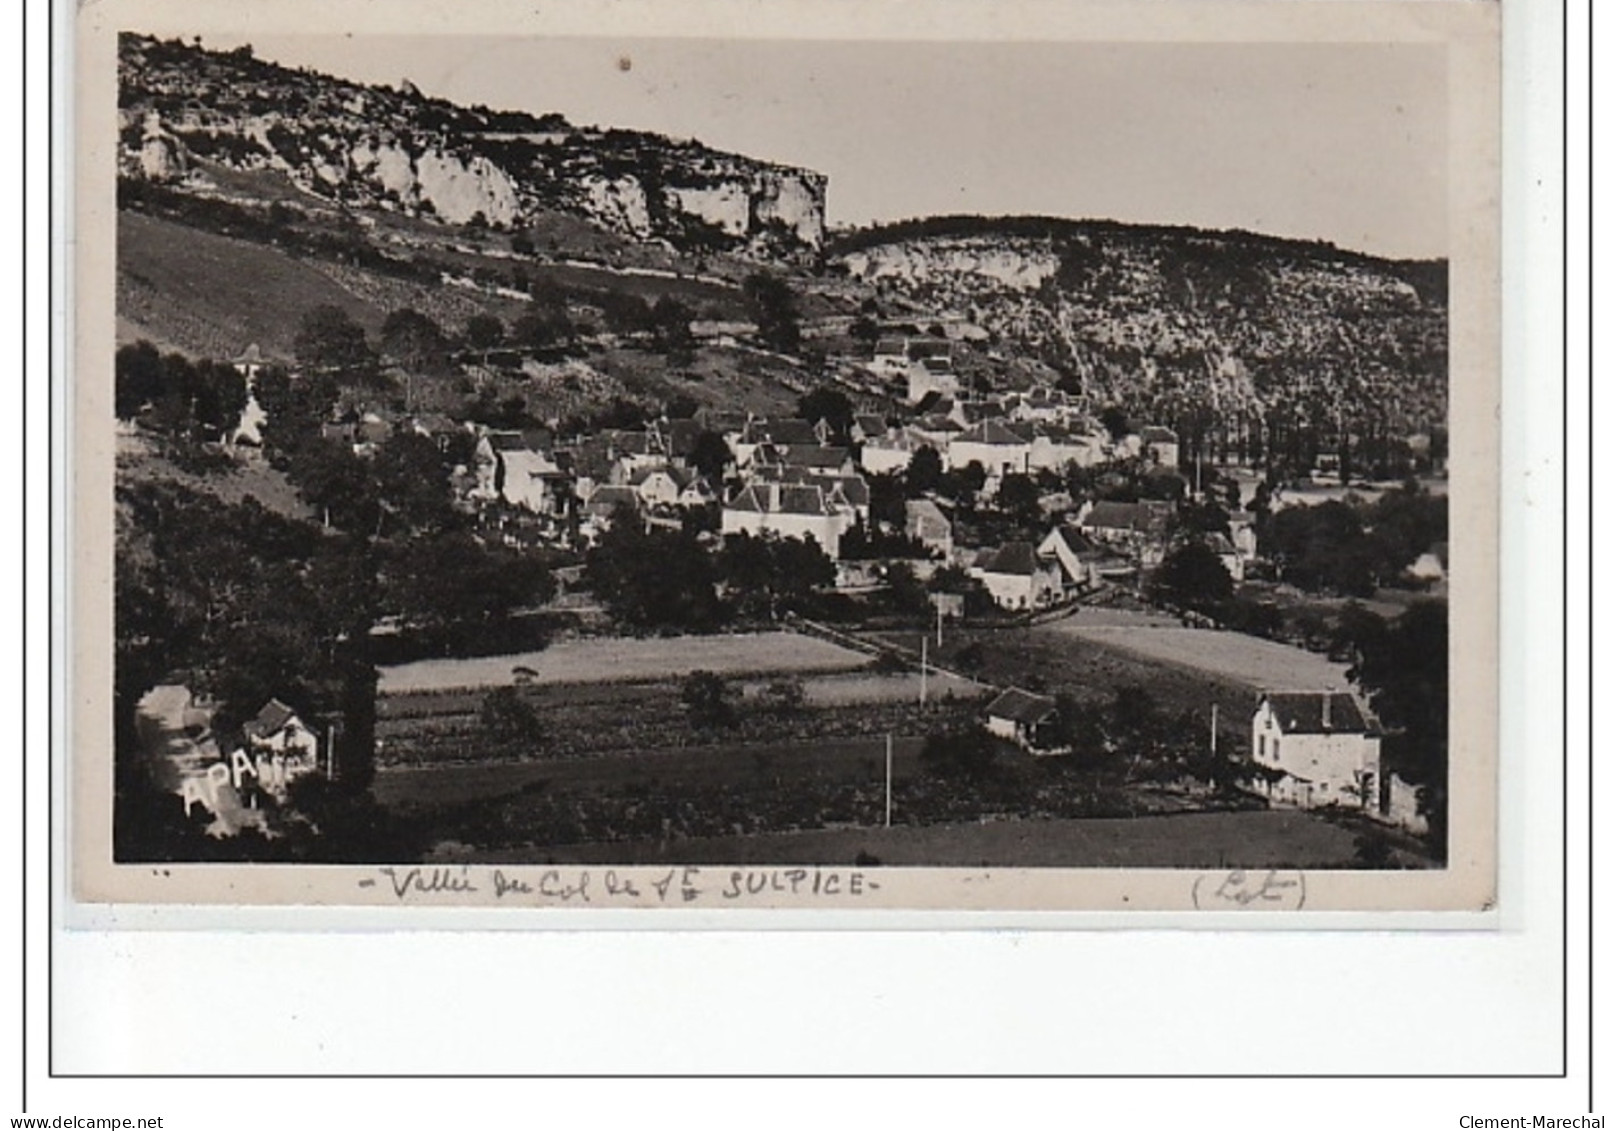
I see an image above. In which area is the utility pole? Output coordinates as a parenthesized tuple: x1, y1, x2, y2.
(920, 635, 928, 707)
(1210, 703, 1218, 758)
(884, 733, 893, 829)
(936, 601, 944, 648)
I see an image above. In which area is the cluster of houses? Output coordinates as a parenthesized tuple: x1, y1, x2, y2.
(981, 683, 1424, 831)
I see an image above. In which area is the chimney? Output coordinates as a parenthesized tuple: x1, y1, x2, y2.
(1321, 693, 1332, 730)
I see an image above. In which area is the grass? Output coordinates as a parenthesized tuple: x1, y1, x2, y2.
(1043, 609, 1351, 691)
(376, 631, 870, 694)
(427, 809, 1421, 870)
(114, 439, 315, 523)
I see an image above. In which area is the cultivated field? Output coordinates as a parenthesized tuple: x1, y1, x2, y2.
(377, 631, 869, 694)
(428, 809, 1421, 870)
(373, 735, 929, 808)
(1044, 609, 1349, 691)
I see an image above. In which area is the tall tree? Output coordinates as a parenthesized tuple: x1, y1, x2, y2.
(797, 386, 854, 443)
(1350, 601, 1449, 856)
(1147, 540, 1233, 615)
(295, 305, 373, 373)
(742, 273, 802, 354)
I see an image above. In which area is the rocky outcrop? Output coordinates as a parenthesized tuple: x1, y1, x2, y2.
(831, 218, 1448, 433)
(117, 33, 827, 262)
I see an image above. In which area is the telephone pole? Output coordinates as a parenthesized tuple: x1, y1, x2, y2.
(884, 733, 893, 829)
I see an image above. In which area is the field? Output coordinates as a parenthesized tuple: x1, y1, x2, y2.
(373, 735, 930, 808)
(376, 631, 870, 694)
(1044, 609, 1350, 690)
(426, 809, 1422, 870)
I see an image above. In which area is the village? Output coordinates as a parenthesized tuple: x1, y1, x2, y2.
(109, 33, 1452, 870)
(119, 312, 1448, 869)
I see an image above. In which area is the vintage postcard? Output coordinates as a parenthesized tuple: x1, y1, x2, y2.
(70, 0, 1501, 913)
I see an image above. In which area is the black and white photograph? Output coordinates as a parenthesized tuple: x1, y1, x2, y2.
(79, 4, 1501, 909)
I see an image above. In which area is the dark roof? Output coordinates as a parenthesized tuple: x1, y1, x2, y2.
(729, 483, 836, 517)
(1048, 524, 1102, 557)
(977, 541, 1041, 576)
(960, 400, 1008, 424)
(783, 446, 851, 471)
(985, 687, 1058, 726)
(955, 419, 1029, 446)
(854, 414, 887, 436)
(1140, 426, 1179, 444)
(809, 474, 869, 509)
(908, 339, 952, 361)
(1259, 692, 1377, 735)
(243, 698, 298, 740)
(1082, 501, 1170, 534)
(765, 418, 820, 447)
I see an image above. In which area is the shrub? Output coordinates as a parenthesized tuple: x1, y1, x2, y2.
(481, 686, 544, 746)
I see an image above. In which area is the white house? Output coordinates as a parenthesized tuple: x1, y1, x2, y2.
(1036, 524, 1106, 590)
(721, 482, 854, 558)
(630, 465, 695, 509)
(948, 419, 1031, 477)
(1250, 692, 1383, 812)
(860, 428, 930, 476)
(1027, 425, 1106, 472)
(984, 687, 1065, 754)
(969, 542, 1063, 610)
(475, 431, 570, 515)
(1140, 426, 1180, 469)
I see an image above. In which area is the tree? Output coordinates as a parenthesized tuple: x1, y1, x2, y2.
(906, 445, 944, 496)
(294, 305, 372, 373)
(481, 686, 544, 746)
(650, 296, 696, 363)
(115, 340, 164, 420)
(883, 561, 931, 615)
(927, 564, 996, 618)
(370, 431, 455, 536)
(797, 386, 854, 444)
(689, 430, 734, 486)
(1148, 540, 1234, 615)
(463, 314, 505, 363)
(1099, 406, 1133, 443)
(598, 291, 654, 336)
(742, 273, 801, 354)
(384, 531, 554, 653)
(1350, 601, 1448, 856)
(995, 473, 1042, 523)
(681, 670, 736, 728)
(585, 518, 726, 632)
(380, 308, 449, 376)
(718, 532, 834, 621)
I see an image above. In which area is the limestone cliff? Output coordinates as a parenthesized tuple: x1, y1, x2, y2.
(117, 34, 827, 263)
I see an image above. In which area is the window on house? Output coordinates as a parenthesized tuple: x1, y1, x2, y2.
(1258, 735, 1266, 760)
